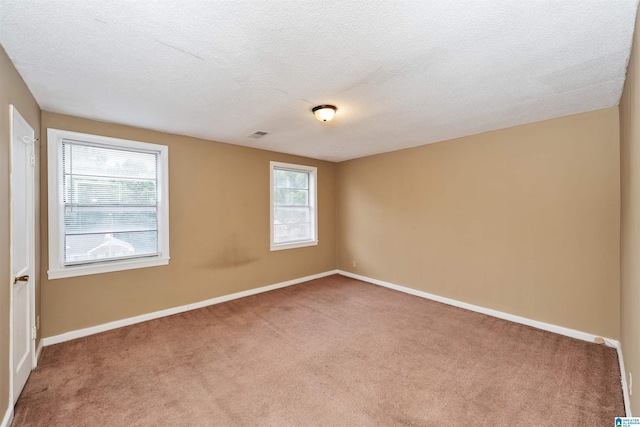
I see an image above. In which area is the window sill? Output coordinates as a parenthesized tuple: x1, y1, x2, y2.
(48, 256, 170, 280)
(270, 240, 318, 251)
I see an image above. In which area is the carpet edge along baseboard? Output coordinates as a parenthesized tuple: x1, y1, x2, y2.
(39, 269, 630, 416)
(41, 270, 339, 346)
(337, 270, 630, 417)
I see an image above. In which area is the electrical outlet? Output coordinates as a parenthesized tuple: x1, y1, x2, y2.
(352, 260, 357, 268)
(630, 372, 633, 396)
(36, 315, 40, 330)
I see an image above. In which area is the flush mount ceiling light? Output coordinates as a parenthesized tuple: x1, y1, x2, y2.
(312, 105, 337, 122)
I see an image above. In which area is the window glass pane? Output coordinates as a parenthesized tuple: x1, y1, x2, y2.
(64, 206, 158, 235)
(274, 205, 311, 243)
(63, 141, 157, 179)
(65, 231, 158, 264)
(274, 188, 308, 206)
(274, 223, 311, 244)
(271, 163, 316, 248)
(274, 169, 308, 189)
(274, 207, 310, 225)
(61, 140, 160, 266)
(64, 176, 157, 205)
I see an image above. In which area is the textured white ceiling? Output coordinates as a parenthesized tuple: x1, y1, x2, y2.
(0, 1, 637, 162)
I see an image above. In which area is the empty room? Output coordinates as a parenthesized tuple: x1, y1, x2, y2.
(1, 0, 640, 425)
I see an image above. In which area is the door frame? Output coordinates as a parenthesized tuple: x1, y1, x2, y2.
(9, 104, 37, 406)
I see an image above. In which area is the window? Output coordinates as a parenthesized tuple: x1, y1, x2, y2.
(270, 161, 318, 251)
(47, 129, 169, 279)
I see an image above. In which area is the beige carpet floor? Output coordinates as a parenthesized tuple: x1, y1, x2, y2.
(13, 274, 624, 426)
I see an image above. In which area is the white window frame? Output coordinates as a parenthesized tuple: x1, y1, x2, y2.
(270, 161, 318, 251)
(47, 128, 170, 279)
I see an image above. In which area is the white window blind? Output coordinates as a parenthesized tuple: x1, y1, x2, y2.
(62, 140, 160, 265)
(270, 162, 317, 250)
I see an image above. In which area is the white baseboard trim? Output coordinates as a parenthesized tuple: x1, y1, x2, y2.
(338, 270, 619, 345)
(615, 341, 632, 417)
(42, 270, 339, 347)
(338, 270, 630, 415)
(1, 404, 13, 427)
(35, 339, 43, 365)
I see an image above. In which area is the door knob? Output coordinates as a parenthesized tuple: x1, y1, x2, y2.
(13, 275, 29, 284)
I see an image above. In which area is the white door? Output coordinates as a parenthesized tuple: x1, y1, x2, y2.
(10, 105, 36, 404)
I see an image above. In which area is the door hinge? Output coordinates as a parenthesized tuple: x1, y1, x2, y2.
(31, 327, 37, 340)
(30, 152, 35, 167)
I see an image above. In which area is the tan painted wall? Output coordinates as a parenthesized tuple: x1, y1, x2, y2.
(40, 112, 336, 337)
(337, 108, 621, 339)
(620, 7, 640, 414)
(0, 45, 41, 418)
